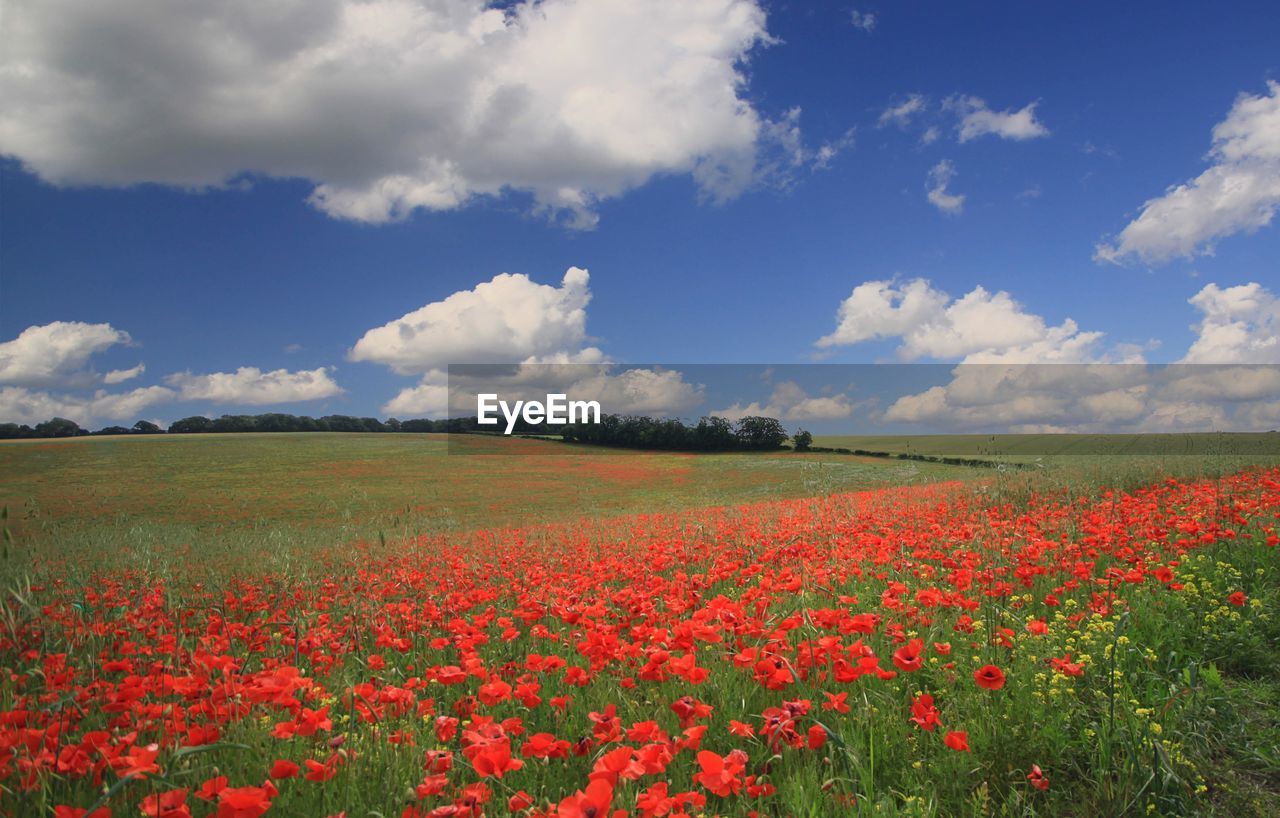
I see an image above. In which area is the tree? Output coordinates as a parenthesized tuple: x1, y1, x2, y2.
(693, 416, 735, 450)
(792, 429, 813, 452)
(169, 416, 213, 434)
(734, 416, 788, 450)
(210, 415, 258, 433)
(132, 420, 163, 434)
(34, 417, 85, 438)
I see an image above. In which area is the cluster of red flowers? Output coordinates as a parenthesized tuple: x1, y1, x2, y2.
(3, 469, 1276, 816)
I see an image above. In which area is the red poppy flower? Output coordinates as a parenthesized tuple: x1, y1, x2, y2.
(974, 664, 1006, 690)
(141, 788, 191, 818)
(217, 786, 272, 818)
(910, 694, 942, 732)
(695, 749, 748, 796)
(557, 778, 614, 817)
(1028, 764, 1050, 791)
(944, 731, 970, 752)
(807, 724, 828, 749)
(892, 638, 925, 672)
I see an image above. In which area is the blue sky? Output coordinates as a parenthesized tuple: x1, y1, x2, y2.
(1, 1, 1278, 432)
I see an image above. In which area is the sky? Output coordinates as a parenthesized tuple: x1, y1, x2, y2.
(1, 0, 1278, 433)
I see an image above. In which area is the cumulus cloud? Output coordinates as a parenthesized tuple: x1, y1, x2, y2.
(1181, 281, 1280, 363)
(383, 378, 451, 417)
(386, 364, 704, 418)
(0, 385, 174, 426)
(0, 0, 824, 228)
(925, 160, 965, 214)
(351, 267, 598, 375)
(815, 278, 1103, 361)
(0, 321, 352, 425)
(359, 267, 708, 418)
(1096, 82, 1280, 263)
(816, 277, 1280, 432)
(560, 368, 705, 415)
(878, 364, 1280, 434)
(880, 367, 1151, 430)
(947, 96, 1049, 143)
(166, 367, 343, 405)
(0, 321, 132, 387)
(713, 381, 856, 422)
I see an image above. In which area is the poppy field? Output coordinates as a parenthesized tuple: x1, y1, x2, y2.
(2, 444, 1279, 816)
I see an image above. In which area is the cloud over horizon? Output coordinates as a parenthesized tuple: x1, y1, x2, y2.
(0, 320, 347, 426)
(814, 277, 1280, 432)
(352, 268, 705, 418)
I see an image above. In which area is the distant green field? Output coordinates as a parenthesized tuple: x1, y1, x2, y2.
(0, 433, 962, 563)
(816, 431, 1280, 457)
(4, 432, 1276, 578)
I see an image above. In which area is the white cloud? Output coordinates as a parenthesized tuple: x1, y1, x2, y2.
(925, 160, 965, 214)
(947, 96, 1049, 143)
(383, 376, 451, 418)
(0, 321, 132, 387)
(878, 95, 926, 129)
(1236, 399, 1280, 430)
(1181, 281, 1280, 363)
(351, 267, 598, 375)
(0, 385, 174, 426)
(878, 363, 1278, 433)
(0, 0, 805, 228)
(360, 267, 707, 418)
(850, 10, 876, 32)
(166, 367, 343, 405)
(559, 368, 705, 416)
(0, 321, 348, 424)
(90, 386, 178, 421)
(713, 380, 855, 423)
(385, 364, 704, 419)
(103, 362, 146, 384)
(816, 278, 1096, 362)
(1096, 82, 1280, 263)
(817, 279, 950, 350)
(1163, 364, 1280, 402)
(817, 277, 1280, 432)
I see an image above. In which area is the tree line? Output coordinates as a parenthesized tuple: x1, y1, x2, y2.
(0, 413, 809, 452)
(560, 414, 795, 451)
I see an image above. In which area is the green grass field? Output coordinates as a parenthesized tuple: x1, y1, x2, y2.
(3, 433, 1274, 566)
(816, 431, 1280, 457)
(0, 433, 965, 560)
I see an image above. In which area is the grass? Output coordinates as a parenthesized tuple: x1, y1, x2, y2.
(815, 432, 1280, 458)
(0, 433, 965, 563)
